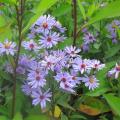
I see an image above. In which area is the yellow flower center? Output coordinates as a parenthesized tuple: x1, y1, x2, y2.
(4, 42, 11, 49)
(89, 77, 94, 83)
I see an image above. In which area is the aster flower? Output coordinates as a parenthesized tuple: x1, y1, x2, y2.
(22, 82, 37, 96)
(82, 75, 99, 90)
(54, 72, 76, 93)
(89, 59, 105, 71)
(16, 66, 26, 74)
(108, 63, 120, 79)
(83, 32, 96, 44)
(65, 46, 81, 57)
(18, 55, 34, 69)
(22, 39, 40, 52)
(35, 14, 56, 34)
(27, 71, 46, 88)
(60, 82, 75, 93)
(39, 32, 61, 48)
(52, 50, 67, 71)
(73, 57, 91, 74)
(41, 55, 58, 71)
(32, 89, 52, 110)
(70, 70, 81, 85)
(0, 39, 16, 56)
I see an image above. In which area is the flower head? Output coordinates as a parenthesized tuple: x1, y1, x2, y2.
(82, 75, 99, 90)
(39, 32, 61, 48)
(34, 15, 56, 34)
(0, 39, 16, 55)
(32, 89, 52, 110)
(27, 70, 46, 88)
(108, 63, 120, 79)
(83, 32, 96, 44)
(65, 46, 81, 57)
(73, 57, 91, 74)
(54, 72, 76, 93)
(89, 59, 105, 71)
(22, 39, 40, 52)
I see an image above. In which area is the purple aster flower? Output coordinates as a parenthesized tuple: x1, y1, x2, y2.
(82, 75, 99, 90)
(70, 70, 81, 85)
(18, 55, 34, 69)
(32, 89, 52, 110)
(54, 72, 76, 93)
(16, 66, 25, 74)
(41, 55, 58, 71)
(73, 57, 91, 74)
(89, 59, 105, 71)
(65, 46, 81, 57)
(82, 27, 88, 33)
(52, 50, 68, 71)
(83, 32, 96, 44)
(0, 39, 16, 56)
(108, 63, 120, 79)
(35, 14, 56, 34)
(39, 32, 61, 48)
(112, 38, 118, 44)
(22, 39, 40, 52)
(27, 71, 46, 88)
(60, 82, 75, 93)
(22, 82, 37, 96)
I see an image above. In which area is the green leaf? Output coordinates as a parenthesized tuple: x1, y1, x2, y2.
(105, 44, 120, 59)
(104, 94, 120, 116)
(0, 116, 8, 120)
(78, 0, 86, 20)
(24, 114, 49, 120)
(0, 16, 12, 41)
(87, 4, 98, 17)
(22, 0, 58, 34)
(52, 3, 72, 17)
(70, 114, 87, 120)
(86, 1, 120, 26)
(13, 112, 23, 120)
(61, 113, 68, 120)
(0, 0, 16, 4)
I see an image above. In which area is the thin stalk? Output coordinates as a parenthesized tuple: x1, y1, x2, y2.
(72, 0, 77, 46)
(49, 72, 56, 120)
(11, 0, 25, 118)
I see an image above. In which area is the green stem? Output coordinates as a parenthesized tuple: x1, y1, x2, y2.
(11, 0, 25, 118)
(72, 0, 77, 46)
(49, 72, 56, 120)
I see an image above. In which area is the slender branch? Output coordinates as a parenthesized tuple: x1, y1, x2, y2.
(11, 0, 25, 118)
(72, 0, 77, 46)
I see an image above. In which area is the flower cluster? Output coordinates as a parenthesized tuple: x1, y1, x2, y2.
(107, 20, 120, 43)
(22, 15, 66, 51)
(22, 44, 105, 109)
(0, 15, 105, 110)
